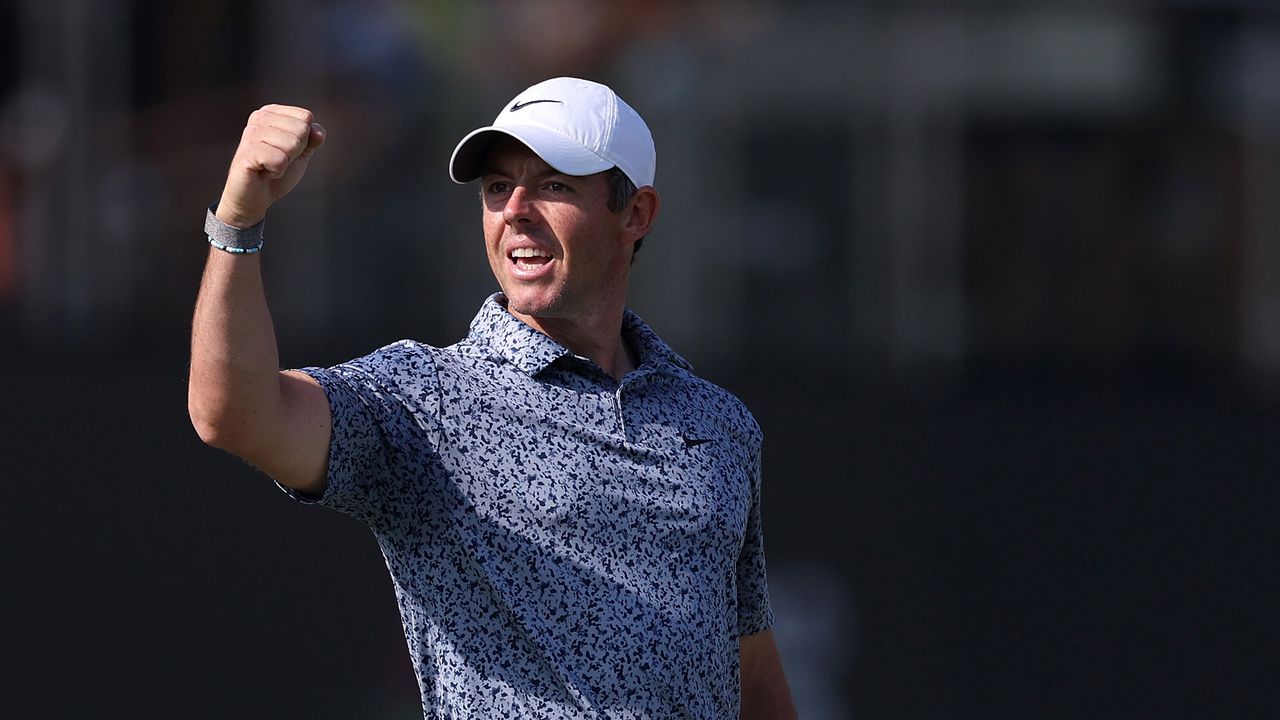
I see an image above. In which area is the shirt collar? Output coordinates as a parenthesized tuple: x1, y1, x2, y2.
(622, 306, 693, 373)
(469, 293, 693, 377)
(469, 294, 568, 376)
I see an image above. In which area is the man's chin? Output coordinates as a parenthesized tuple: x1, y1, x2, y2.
(503, 293, 561, 320)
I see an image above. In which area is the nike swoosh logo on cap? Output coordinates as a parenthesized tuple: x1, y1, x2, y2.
(510, 99, 563, 112)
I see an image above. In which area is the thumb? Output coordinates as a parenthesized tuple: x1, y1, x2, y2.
(301, 122, 326, 158)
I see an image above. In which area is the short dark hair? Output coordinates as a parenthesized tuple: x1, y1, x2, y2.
(606, 167, 645, 261)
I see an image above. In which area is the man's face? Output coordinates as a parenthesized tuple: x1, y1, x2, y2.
(480, 137, 632, 325)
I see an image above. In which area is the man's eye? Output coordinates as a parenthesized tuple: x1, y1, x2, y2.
(547, 182, 569, 193)
(488, 181, 510, 194)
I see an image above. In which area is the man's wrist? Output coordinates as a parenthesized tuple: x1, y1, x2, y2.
(205, 203, 265, 254)
(213, 200, 264, 229)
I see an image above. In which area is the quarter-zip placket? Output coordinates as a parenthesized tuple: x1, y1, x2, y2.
(613, 384, 627, 440)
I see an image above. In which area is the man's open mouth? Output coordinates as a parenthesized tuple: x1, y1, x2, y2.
(510, 247, 553, 270)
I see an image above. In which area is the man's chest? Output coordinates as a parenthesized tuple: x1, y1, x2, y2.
(428, 367, 752, 562)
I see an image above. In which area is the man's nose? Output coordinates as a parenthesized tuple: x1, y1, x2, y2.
(503, 186, 538, 226)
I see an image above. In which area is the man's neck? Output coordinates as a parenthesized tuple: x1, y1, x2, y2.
(509, 306, 636, 382)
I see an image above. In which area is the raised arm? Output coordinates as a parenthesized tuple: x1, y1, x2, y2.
(188, 105, 332, 496)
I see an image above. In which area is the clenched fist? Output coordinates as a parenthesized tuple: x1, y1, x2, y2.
(216, 105, 326, 228)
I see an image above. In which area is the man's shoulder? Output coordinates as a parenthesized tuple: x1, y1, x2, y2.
(297, 340, 451, 400)
(627, 313, 760, 441)
(337, 339, 439, 375)
(332, 336, 504, 390)
(657, 364, 762, 443)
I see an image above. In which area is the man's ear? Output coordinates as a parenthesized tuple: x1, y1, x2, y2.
(621, 187, 660, 242)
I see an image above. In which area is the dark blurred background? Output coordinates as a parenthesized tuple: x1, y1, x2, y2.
(3, 1, 1278, 718)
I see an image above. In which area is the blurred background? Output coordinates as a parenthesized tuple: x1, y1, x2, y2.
(3, 0, 1278, 717)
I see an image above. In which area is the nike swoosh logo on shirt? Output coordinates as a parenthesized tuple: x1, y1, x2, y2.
(681, 433, 715, 448)
(510, 99, 563, 112)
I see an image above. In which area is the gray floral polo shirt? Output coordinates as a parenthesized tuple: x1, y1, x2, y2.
(281, 294, 773, 718)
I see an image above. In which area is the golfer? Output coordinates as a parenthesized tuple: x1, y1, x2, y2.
(189, 77, 795, 718)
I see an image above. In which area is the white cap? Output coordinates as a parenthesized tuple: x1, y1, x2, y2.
(449, 77, 656, 188)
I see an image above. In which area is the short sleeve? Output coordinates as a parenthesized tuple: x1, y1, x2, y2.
(274, 342, 440, 526)
(735, 439, 775, 636)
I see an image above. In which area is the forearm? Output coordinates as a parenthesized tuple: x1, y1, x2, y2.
(188, 247, 285, 451)
(739, 630, 797, 719)
(740, 681, 797, 720)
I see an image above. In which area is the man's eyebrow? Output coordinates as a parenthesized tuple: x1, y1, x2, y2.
(479, 166, 564, 181)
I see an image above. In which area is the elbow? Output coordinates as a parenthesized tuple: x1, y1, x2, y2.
(189, 399, 231, 449)
(188, 371, 287, 456)
(188, 387, 249, 452)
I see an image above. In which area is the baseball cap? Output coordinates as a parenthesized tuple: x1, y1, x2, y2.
(449, 77, 656, 188)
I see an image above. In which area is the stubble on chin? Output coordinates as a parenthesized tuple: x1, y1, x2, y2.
(502, 284, 565, 320)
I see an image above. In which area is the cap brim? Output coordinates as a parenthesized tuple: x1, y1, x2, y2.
(449, 126, 614, 184)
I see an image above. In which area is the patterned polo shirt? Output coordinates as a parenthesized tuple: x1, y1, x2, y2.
(282, 293, 774, 718)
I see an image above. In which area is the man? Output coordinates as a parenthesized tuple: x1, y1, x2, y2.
(189, 77, 795, 718)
